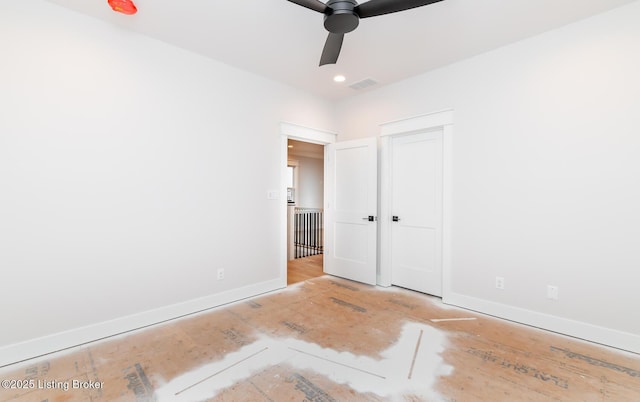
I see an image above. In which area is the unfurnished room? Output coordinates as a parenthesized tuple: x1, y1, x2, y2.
(1, 0, 639, 401)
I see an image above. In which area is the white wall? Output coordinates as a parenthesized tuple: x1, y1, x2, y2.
(0, 1, 334, 365)
(335, 2, 640, 353)
(292, 156, 324, 209)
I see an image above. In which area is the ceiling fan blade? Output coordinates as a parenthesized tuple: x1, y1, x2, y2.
(319, 33, 344, 66)
(356, 0, 443, 18)
(287, 0, 328, 14)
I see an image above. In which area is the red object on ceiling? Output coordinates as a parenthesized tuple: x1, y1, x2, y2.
(108, 0, 137, 15)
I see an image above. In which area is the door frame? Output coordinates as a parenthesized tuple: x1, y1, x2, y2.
(280, 122, 336, 287)
(379, 110, 453, 298)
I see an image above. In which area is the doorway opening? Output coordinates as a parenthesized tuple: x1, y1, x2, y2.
(279, 122, 336, 287)
(287, 139, 325, 285)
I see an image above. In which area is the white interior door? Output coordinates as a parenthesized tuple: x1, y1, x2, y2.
(391, 130, 443, 295)
(324, 137, 377, 285)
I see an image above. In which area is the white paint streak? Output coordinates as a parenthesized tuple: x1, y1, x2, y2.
(154, 322, 452, 401)
(430, 318, 478, 323)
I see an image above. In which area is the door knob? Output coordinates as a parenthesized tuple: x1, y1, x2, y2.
(362, 216, 376, 222)
(392, 216, 400, 222)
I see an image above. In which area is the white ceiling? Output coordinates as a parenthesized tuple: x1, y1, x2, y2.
(45, 0, 635, 101)
(289, 139, 324, 159)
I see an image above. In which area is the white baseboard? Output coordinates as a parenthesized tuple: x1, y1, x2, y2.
(444, 292, 640, 355)
(0, 279, 284, 369)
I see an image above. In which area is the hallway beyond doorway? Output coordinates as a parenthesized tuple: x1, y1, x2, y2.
(287, 254, 323, 285)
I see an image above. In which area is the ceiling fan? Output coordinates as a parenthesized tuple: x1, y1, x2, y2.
(287, 0, 444, 66)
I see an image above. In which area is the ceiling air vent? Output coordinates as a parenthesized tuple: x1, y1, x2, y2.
(349, 78, 378, 90)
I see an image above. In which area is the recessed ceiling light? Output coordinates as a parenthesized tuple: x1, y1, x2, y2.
(333, 75, 346, 83)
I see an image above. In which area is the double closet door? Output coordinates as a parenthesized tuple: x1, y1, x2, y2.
(323, 129, 445, 297)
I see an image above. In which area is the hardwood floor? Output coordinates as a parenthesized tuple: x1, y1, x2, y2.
(1, 274, 639, 401)
(287, 254, 323, 285)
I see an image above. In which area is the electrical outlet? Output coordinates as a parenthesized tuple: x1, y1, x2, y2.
(495, 277, 505, 290)
(217, 269, 225, 280)
(547, 285, 559, 300)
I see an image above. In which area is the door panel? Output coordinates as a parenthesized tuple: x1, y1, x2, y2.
(335, 146, 368, 212)
(325, 137, 377, 285)
(391, 130, 443, 295)
(334, 223, 367, 263)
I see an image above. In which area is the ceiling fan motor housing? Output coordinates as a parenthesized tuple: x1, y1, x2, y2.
(324, 0, 359, 34)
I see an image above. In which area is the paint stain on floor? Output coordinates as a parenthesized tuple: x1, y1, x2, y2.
(154, 322, 451, 401)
